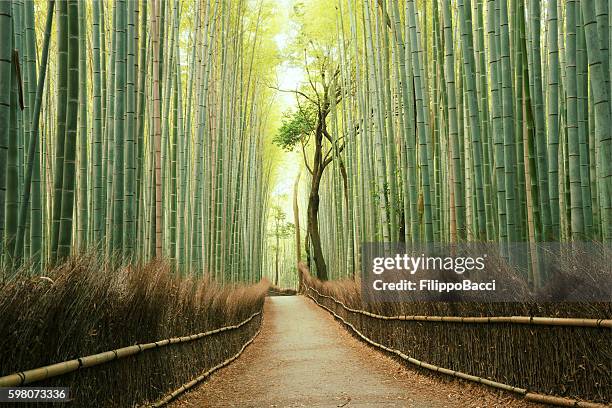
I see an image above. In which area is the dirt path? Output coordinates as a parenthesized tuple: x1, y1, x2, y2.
(169, 296, 542, 408)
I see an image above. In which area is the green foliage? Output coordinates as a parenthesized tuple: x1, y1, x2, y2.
(273, 105, 317, 152)
(267, 204, 295, 256)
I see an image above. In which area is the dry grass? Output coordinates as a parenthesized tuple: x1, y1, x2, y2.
(0, 255, 268, 407)
(302, 263, 611, 404)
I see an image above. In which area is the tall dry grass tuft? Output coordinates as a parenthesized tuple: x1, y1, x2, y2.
(300, 262, 611, 404)
(0, 255, 268, 407)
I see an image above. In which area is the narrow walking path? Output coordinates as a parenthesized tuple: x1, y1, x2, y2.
(170, 296, 541, 408)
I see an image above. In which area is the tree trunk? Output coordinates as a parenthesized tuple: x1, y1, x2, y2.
(275, 234, 279, 286)
(293, 171, 302, 289)
(307, 170, 327, 281)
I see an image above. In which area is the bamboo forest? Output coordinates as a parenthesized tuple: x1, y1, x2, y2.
(0, 1, 610, 407)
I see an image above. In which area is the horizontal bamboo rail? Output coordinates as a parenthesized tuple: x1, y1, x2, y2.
(0, 311, 262, 387)
(307, 285, 612, 329)
(305, 288, 609, 408)
(150, 322, 262, 407)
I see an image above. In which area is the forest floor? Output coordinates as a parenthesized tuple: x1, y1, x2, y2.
(169, 296, 544, 408)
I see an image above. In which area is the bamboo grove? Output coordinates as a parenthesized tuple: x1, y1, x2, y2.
(0, 0, 274, 282)
(291, 0, 611, 280)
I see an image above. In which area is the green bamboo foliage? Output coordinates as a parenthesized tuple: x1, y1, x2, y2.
(1, 0, 273, 284)
(2, 0, 610, 285)
(309, 0, 612, 280)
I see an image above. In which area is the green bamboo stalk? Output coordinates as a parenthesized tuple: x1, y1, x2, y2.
(50, 0, 68, 261)
(363, 0, 390, 243)
(14, 1, 55, 265)
(92, 0, 104, 245)
(151, 0, 162, 258)
(457, 0, 486, 239)
(124, 0, 137, 256)
(24, 0, 42, 263)
(6, 49, 19, 261)
(581, 1, 611, 242)
(546, 0, 561, 239)
(77, 0, 88, 249)
(498, 0, 517, 242)
(441, 0, 465, 241)
(57, 0, 80, 260)
(136, 0, 148, 258)
(487, 0, 506, 242)
(565, 0, 584, 239)
(405, 0, 433, 242)
(528, 0, 552, 240)
(111, 0, 127, 254)
(0, 1, 12, 262)
(576, 9, 593, 237)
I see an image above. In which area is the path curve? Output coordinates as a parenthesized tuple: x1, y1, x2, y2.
(169, 296, 542, 407)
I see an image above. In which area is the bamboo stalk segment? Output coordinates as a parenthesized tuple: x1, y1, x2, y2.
(45, 361, 80, 378)
(115, 345, 142, 359)
(22, 367, 51, 384)
(525, 393, 609, 408)
(80, 351, 117, 368)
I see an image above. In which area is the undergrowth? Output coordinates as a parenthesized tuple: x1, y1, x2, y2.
(0, 255, 268, 407)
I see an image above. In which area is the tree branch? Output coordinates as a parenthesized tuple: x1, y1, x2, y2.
(304, 48, 321, 105)
(301, 138, 314, 175)
(267, 84, 316, 104)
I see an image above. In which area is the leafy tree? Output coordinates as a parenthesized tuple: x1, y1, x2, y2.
(272, 54, 349, 281)
(273, 105, 317, 152)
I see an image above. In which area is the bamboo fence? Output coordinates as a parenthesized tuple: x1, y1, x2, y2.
(150, 322, 262, 407)
(307, 286, 612, 329)
(0, 311, 261, 387)
(305, 285, 609, 408)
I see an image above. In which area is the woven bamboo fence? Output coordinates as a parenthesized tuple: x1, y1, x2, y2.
(150, 322, 262, 407)
(0, 311, 261, 388)
(0, 257, 269, 407)
(299, 263, 611, 406)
